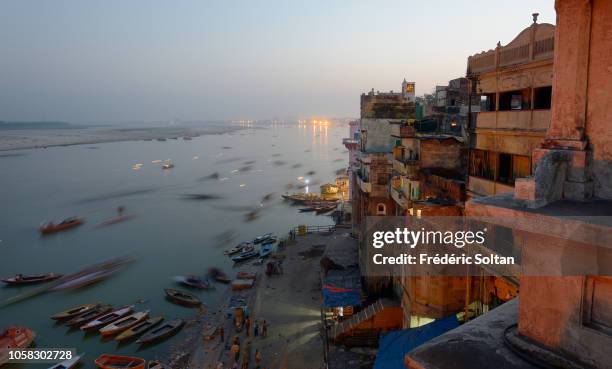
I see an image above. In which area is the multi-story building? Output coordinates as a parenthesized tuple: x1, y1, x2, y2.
(466, 15, 555, 198)
(352, 80, 416, 294)
(406, 2, 612, 368)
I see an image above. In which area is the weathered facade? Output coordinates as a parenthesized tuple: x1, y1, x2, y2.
(467, 17, 555, 198)
(406, 2, 612, 368)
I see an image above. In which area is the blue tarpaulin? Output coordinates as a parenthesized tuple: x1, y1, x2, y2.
(322, 285, 361, 307)
(322, 266, 361, 308)
(373, 315, 460, 369)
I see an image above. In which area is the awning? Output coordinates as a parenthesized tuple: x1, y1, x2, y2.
(373, 315, 460, 369)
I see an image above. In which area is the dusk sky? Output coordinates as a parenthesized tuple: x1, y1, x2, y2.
(0, 0, 555, 123)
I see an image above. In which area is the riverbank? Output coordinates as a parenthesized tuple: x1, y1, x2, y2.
(0, 124, 247, 151)
(185, 228, 346, 369)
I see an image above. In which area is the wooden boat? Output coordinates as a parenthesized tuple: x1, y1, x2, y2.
(164, 289, 201, 307)
(161, 163, 174, 169)
(259, 244, 273, 258)
(115, 316, 163, 341)
(51, 303, 99, 320)
(98, 214, 135, 227)
(80, 306, 133, 331)
(298, 206, 317, 212)
(136, 319, 184, 344)
(231, 279, 255, 291)
(39, 217, 83, 234)
(147, 361, 170, 369)
(236, 271, 256, 280)
(231, 250, 259, 263)
(315, 204, 337, 214)
(208, 268, 231, 284)
(94, 354, 145, 369)
(2, 273, 62, 285)
(253, 233, 274, 244)
(99, 310, 149, 336)
(261, 236, 277, 245)
(173, 275, 213, 290)
(48, 352, 85, 369)
(224, 241, 253, 255)
(0, 326, 36, 366)
(65, 304, 113, 326)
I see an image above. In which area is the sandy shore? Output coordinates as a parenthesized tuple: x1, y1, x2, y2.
(0, 125, 246, 152)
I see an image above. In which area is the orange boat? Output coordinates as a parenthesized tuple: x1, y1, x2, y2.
(0, 326, 36, 366)
(94, 354, 145, 369)
(39, 217, 83, 234)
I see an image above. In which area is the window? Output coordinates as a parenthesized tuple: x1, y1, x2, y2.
(469, 149, 496, 180)
(499, 89, 531, 111)
(377, 175, 388, 186)
(480, 93, 496, 112)
(534, 86, 552, 109)
(376, 203, 386, 215)
(498, 153, 513, 184)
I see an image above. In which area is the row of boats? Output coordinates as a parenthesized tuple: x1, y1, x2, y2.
(50, 303, 184, 345)
(224, 233, 277, 263)
(282, 193, 338, 214)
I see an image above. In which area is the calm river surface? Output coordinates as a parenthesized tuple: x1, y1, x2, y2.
(0, 122, 346, 368)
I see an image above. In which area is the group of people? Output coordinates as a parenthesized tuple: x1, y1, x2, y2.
(214, 317, 269, 369)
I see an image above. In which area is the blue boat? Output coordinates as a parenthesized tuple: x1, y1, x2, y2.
(259, 244, 273, 258)
(253, 233, 274, 244)
(261, 236, 277, 245)
(232, 250, 259, 263)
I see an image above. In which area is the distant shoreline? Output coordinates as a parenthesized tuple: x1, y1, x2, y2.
(0, 124, 252, 152)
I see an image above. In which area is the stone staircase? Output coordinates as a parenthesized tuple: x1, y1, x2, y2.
(330, 300, 385, 339)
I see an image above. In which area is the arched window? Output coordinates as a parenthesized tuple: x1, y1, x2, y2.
(376, 203, 386, 215)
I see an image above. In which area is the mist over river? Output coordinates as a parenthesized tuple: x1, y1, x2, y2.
(0, 121, 346, 368)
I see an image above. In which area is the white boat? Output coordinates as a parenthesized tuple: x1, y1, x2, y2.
(48, 353, 84, 369)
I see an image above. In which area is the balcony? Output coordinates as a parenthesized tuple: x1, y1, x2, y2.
(357, 174, 371, 193)
(390, 186, 408, 209)
(393, 158, 419, 178)
(476, 110, 551, 131)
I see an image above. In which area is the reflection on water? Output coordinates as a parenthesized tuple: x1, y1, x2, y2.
(0, 122, 345, 368)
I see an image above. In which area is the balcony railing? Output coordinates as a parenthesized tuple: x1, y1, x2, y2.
(357, 173, 371, 193)
(390, 186, 408, 208)
(476, 110, 550, 131)
(392, 158, 419, 178)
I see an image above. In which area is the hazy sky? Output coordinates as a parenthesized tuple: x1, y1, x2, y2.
(0, 0, 555, 122)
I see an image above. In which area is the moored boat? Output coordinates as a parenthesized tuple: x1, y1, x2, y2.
(48, 352, 85, 369)
(94, 354, 145, 369)
(115, 317, 163, 341)
(136, 319, 184, 344)
(173, 275, 213, 290)
(208, 268, 231, 284)
(2, 273, 62, 285)
(253, 233, 274, 244)
(147, 360, 170, 369)
(65, 304, 113, 327)
(80, 306, 134, 331)
(39, 217, 83, 235)
(223, 241, 253, 255)
(164, 289, 201, 307)
(236, 271, 256, 280)
(0, 326, 36, 366)
(99, 310, 149, 336)
(231, 250, 259, 263)
(259, 244, 273, 258)
(51, 303, 99, 320)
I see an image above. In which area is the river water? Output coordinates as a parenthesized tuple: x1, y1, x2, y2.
(0, 122, 346, 368)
